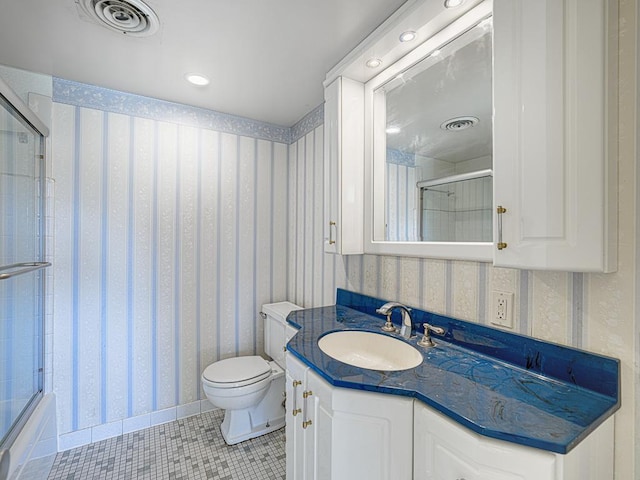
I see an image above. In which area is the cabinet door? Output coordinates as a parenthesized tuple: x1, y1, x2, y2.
(331, 385, 414, 480)
(286, 355, 335, 480)
(304, 369, 334, 480)
(493, 0, 617, 272)
(285, 356, 308, 480)
(414, 401, 614, 480)
(414, 402, 558, 480)
(323, 76, 365, 255)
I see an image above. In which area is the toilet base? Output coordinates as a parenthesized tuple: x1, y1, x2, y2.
(220, 412, 285, 445)
(219, 369, 286, 445)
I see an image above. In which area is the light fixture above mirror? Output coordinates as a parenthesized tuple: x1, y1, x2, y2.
(444, 0, 466, 8)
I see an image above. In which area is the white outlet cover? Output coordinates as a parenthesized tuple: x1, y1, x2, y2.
(491, 291, 514, 329)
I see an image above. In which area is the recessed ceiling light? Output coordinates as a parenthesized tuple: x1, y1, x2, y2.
(366, 58, 383, 69)
(444, 0, 465, 7)
(386, 126, 401, 134)
(185, 74, 210, 86)
(399, 31, 417, 43)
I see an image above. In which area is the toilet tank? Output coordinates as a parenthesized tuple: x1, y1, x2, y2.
(262, 301, 303, 367)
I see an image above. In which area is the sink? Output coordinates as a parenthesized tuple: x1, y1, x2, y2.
(318, 330, 423, 371)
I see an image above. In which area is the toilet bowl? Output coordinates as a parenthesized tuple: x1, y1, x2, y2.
(201, 301, 302, 445)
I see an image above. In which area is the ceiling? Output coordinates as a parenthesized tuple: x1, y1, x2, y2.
(0, 0, 407, 127)
(385, 25, 492, 163)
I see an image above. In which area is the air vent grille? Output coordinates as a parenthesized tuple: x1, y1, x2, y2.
(440, 116, 479, 131)
(77, 0, 159, 37)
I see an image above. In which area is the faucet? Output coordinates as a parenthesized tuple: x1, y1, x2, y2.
(376, 302, 414, 339)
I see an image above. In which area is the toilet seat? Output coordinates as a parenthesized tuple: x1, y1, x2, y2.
(202, 356, 272, 389)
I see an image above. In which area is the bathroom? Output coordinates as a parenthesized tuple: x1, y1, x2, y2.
(0, 0, 638, 478)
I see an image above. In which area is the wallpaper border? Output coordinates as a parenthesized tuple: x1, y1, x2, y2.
(53, 77, 295, 144)
(290, 104, 324, 143)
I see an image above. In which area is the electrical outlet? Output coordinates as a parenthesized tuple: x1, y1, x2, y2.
(491, 291, 514, 329)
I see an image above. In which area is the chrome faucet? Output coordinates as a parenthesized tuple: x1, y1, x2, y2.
(376, 302, 414, 339)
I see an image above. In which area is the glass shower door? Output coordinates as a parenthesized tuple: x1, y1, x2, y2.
(0, 93, 48, 448)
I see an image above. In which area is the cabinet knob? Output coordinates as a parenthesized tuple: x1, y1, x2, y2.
(302, 420, 313, 429)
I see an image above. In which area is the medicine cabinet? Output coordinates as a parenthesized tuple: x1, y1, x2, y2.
(324, 0, 617, 272)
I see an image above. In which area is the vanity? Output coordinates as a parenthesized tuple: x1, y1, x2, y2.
(300, 0, 621, 477)
(284, 290, 619, 480)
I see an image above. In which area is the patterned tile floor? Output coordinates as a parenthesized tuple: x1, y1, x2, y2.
(47, 410, 286, 480)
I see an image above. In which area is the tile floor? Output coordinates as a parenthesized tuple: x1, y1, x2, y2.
(47, 410, 286, 479)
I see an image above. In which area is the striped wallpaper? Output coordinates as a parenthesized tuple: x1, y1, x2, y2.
(287, 125, 348, 309)
(52, 80, 593, 445)
(386, 163, 417, 242)
(52, 96, 291, 437)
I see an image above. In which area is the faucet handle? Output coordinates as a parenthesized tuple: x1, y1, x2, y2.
(424, 323, 445, 336)
(417, 323, 445, 348)
(381, 314, 396, 333)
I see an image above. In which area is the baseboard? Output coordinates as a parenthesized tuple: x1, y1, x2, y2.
(57, 399, 219, 451)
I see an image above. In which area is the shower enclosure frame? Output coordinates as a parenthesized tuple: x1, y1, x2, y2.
(0, 76, 50, 459)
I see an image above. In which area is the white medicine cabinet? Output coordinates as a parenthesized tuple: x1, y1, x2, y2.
(323, 76, 365, 255)
(323, 0, 618, 272)
(492, 0, 618, 272)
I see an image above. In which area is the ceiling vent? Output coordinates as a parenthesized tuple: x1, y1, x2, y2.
(77, 0, 160, 37)
(440, 116, 479, 131)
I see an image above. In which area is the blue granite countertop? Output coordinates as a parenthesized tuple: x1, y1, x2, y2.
(285, 289, 620, 454)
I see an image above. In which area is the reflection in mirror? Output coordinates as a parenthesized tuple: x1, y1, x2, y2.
(376, 18, 493, 242)
(418, 169, 492, 241)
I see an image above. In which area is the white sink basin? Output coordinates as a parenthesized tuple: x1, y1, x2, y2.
(318, 330, 423, 371)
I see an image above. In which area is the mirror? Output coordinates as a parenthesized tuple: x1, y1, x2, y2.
(365, 7, 494, 260)
(378, 19, 492, 242)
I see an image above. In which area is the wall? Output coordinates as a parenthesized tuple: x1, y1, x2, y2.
(386, 162, 417, 241)
(0, 66, 52, 106)
(50, 80, 297, 448)
(288, 2, 638, 477)
(287, 124, 347, 309)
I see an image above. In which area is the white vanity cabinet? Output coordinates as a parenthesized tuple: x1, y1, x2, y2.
(286, 355, 614, 480)
(492, 0, 618, 272)
(323, 76, 364, 255)
(413, 402, 615, 480)
(285, 354, 333, 480)
(285, 354, 414, 480)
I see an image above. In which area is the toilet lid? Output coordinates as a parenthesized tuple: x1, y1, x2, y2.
(202, 356, 272, 388)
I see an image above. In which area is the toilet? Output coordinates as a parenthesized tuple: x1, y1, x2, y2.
(201, 301, 302, 445)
